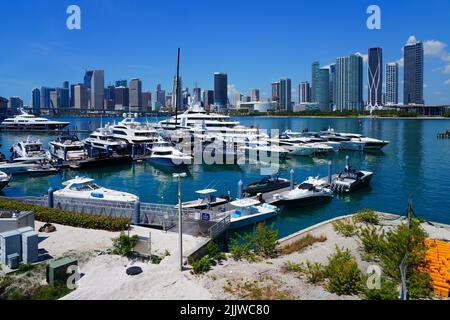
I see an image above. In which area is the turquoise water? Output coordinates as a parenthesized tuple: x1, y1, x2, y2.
(1, 116, 449, 238)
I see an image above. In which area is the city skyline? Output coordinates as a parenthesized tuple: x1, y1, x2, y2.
(1, 1, 450, 105)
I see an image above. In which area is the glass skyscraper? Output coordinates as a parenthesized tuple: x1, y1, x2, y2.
(404, 41, 424, 105)
(311, 62, 320, 102)
(214, 72, 228, 109)
(279, 78, 292, 112)
(368, 48, 383, 108)
(335, 54, 363, 111)
(318, 68, 330, 111)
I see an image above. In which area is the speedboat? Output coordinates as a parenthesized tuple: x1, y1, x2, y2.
(273, 177, 333, 205)
(147, 140, 192, 167)
(180, 189, 229, 210)
(54, 177, 139, 203)
(49, 135, 87, 161)
(0, 171, 12, 191)
(11, 137, 51, 163)
(244, 176, 290, 196)
(330, 166, 373, 193)
(0, 109, 69, 131)
(227, 198, 279, 229)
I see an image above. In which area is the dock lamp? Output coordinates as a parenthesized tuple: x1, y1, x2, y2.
(173, 172, 187, 271)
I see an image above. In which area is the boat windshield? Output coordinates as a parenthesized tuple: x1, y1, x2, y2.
(298, 183, 314, 190)
(70, 182, 101, 191)
(25, 144, 42, 152)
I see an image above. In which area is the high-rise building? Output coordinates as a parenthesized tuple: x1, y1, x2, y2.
(299, 81, 311, 103)
(50, 91, 58, 109)
(214, 72, 228, 108)
(329, 64, 336, 109)
(271, 82, 280, 109)
(8, 97, 23, 112)
(74, 85, 89, 109)
(172, 76, 183, 112)
(114, 87, 129, 111)
(59, 87, 70, 109)
(311, 61, 320, 102)
(31, 88, 41, 114)
(386, 62, 399, 105)
(233, 93, 243, 108)
(368, 48, 383, 109)
(156, 85, 166, 108)
(250, 89, 260, 102)
(404, 41, 424, 105)
(115, 80, 127, 88)
(142, 92, 152, 112)
(91, 70, 104, 110)
(0, 96, 8, 118)
(104, 86, 116, 110)
(279, 78, 292, 112)
(182, 88, 190, 109)
(70, 84, 79, 108)
(63, 81, 69, 89)
(335, 54, 364, 111)
(84, 71, 94, 89)
(129, 78, 143, 112)
(318, 68, 330, 111)
(203, 90, 214, 110)
(40, 87, 55, 109)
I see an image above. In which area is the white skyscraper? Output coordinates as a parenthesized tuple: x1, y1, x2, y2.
(386, 63, 399, 105)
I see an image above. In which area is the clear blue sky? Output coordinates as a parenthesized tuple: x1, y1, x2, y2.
(1, 0, 450, 104)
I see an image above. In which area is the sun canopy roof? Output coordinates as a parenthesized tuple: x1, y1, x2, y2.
(196, 189, 218, 195)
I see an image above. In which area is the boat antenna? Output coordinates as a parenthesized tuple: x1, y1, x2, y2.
(175, 48, 181, 128)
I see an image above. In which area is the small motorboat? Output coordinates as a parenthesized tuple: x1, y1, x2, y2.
(273, 177, 333, 205)
(244, 176, 290, 196)
(54, 177, 139, 203)
(0, 171, 12, 191)
(227, 198, 279, 230)
(147, 140, 192, 167)
(181, 189, 229, 210)
(330, 166, 373, 193)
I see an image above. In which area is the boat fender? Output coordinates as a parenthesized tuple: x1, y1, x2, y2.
(91, 192, 104, 199)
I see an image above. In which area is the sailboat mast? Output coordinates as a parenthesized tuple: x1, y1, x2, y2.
(175, 48, 181, 127)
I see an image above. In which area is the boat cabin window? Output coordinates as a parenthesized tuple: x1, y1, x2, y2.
(298, 183, 314, 191)
(25, 144, 42, 152)
(70, 182, 101, 191)
(154, 151, 172, 156)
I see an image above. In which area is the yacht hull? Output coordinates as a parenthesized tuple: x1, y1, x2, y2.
(229, 211, 277, 230)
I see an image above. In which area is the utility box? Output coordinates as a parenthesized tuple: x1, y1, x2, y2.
(22, 231, 39, 264)
(0, 230, 21, 265)
(46, 258, 78, 286)
(8, 253, 20, 269)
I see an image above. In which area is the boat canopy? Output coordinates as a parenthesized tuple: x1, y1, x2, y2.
(230, 198, 261, 208)
(62, 176, 95, 186)
(196, 189, 217, 195)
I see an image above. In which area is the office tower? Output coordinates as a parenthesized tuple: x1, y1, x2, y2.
(59, 87, 70, 109)
(193, 86, 201, 103)
(318, 68, 330, 111)
(84, 71, 94, 89)
(70, 84, 78, 108)
(311, 61, 320, 102)
(50, 91, 58, 109)
(233, 93, 242, 108)
(40, 87, 55, 109)
(182, 88, 190, 109)
(271, 82, 280, 109)
(404, 41, 424, 105)
(114, 87, 129, 111)
(368, 48, 383, 109)
(0, 97, 7, 117)
(386, 62, 399, 105)
(279, 78, 292, 111)
(203, 90, 214, 110)
(299, 81, 311, 103)
(250, 89, 260, 102)
(115, 80, 127, 88)
(74, 85, 89, 109)
(31, 88, 40, 114)
(242, 95, 251, 103)
(8, 97, 23, 112)
(329, 64, 336, 109)
(129, 78, 143, 111)
(214, 72, 228, 108)
(142, 92, 151, 112)
(63, 81, 69, 89)
(90, 70, 104, 109)
(172, 76, 183, 112)
(156, 86, 166, 108)
(335, 54, 364, 111)
(104, 86, 116, 110)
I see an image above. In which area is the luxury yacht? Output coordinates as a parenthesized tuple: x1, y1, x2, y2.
(269, 134, 332, 156)
(272, 177, 333, 205)
(54, 177, 139, 203)
(11, 137, 51, 163)
(49, 135, 87, 161)
(321, 128, 389, 150)
(0, 109, 69, 131)
(108, 113, 160, 146)
(330, 166, 374, 193)
(244, 176, 291, 196)
(319, 130, 366, 151)
(0, 171, 11, 191)
(84, 126, 128, 153)
(226, 198, 279, 230)
(147, 140, 192, 167)
(284, 130, 341, 151)
(238, 141, 289, 161)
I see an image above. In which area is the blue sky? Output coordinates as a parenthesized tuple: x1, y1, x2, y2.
(1, 0, 450, 104)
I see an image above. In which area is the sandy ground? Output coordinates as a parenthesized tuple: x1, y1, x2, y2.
(34, 213, 450, 300)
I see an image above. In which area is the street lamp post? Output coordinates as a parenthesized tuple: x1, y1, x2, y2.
(173, 172, 187, 271)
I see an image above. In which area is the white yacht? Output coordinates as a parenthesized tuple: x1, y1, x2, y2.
(49, 135, 87, 161)
(320, 128, 389, 150)
(0, 171, 11, 191)
(108, 113, 160, 145)
(84, 126, 128, 153)
(284, 130, 341, 151)
(238, 141, 289, 160)
(226, 198, 279, 230)
(180, 189, 229, 210)
(0, 109, 70, 131)
(11, 137, 51, 163)
(54, 177, 139, 203)
(147, 140, 192, 167)
(269, 135, 331, 156)
(319, 129, 366, 151)
(273, 177, 333, 205)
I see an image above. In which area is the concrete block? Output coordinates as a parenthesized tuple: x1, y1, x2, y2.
(0, 230, 21, 265)
(22, 231, 39, 264)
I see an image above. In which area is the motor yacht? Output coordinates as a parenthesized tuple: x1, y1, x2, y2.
(147, 140, 192, 167)
(272, 177, 333, 205)
(226, 198, 279, 229)
(0, 109, 69, 131)
(321, 128, 389, 150)
(54, 177, 139, 203)
(0, 171, 11, 191)
(108, 113, 160, 146)
(244, 176, 291, 196)
(238, 141, 289, 161)
(49, 135, 87, 161)
(284, 130, 341, 151)
(83, 126, 128, 153)
(330, 166, 374, 193)
(11, 137, 51, 163)
(180, 189, 229, 210)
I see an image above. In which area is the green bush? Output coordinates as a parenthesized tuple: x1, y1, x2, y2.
(332, 219, 357, 237)
(0, 198, 129, 231)
(111, 232, 139, 257)
(361, 275, 399, 300)
(229, 238, 257, 262)
(304, 261, 326, 284)
(353, 209, 380, 225)
(325, 246, 362, 296)
(357, 225, 385, 261)
(207, 242, 227, 263)
(282, 261, 304, 273)
(191, 256, 213, 274)
(253, 223, 278, 258)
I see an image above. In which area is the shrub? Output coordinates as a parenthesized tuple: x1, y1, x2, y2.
(16, 263, 36, 274)
(229, 223, 278, 261)
(191, 256, 212, 274)
(360, 275, 399, 300)
(207, 242, 227, 263)
(353, 209, 380, 225)
(0, 198, 129, 231)
(357, 225, 385, 261)
(279, 234, 327, 255)
(111, 232, 139, 257)
(282, 261, 304, 273)
(304, 261, 326, 284)
(325, 246, 362, 296)
(229, 238, 257, 262)
(332, 219, 357, 237)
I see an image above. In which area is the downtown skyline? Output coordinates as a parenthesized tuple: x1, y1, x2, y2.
(1, 0, 450, 105)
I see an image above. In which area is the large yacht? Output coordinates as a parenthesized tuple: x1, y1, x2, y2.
(320, 128, 389, 150)
(83, 126, 128, 153)
(108, 113, 160, 146)
(0, 109, 70, 131)
(49, 135, 87, 161)
(147, 139, 193, 167)
(11, 137, 51, 163)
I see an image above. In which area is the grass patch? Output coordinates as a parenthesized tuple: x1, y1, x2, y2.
(223, 276, 292, 300)
(279, 234, 327, 255)
(353, 209, 380, 225)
